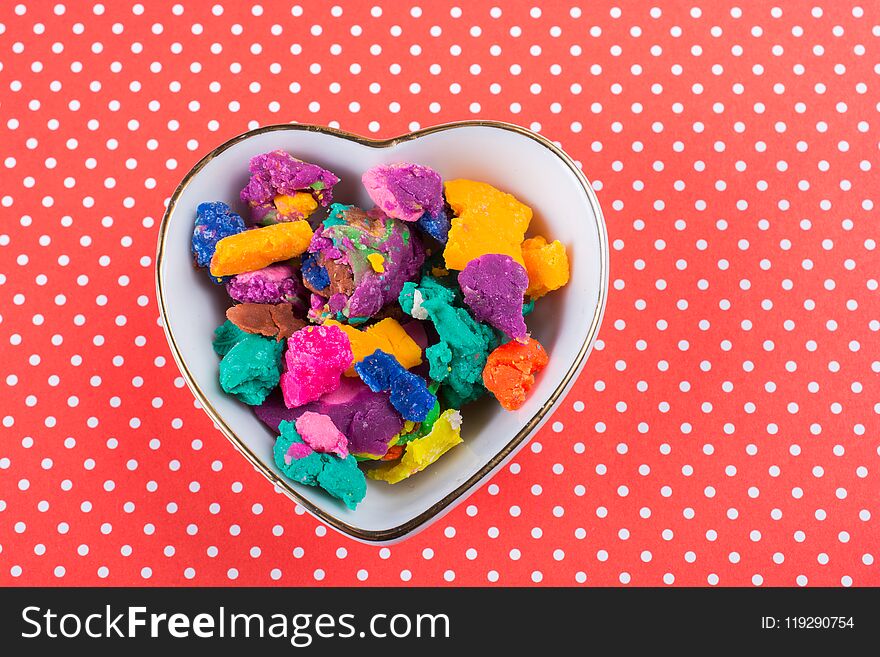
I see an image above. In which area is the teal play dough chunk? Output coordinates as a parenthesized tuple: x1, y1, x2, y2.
(400, 275, 496, 407)
(273, 420, 367, 510)
(213, 320, 283, 405)
(212, 319, 250, 356)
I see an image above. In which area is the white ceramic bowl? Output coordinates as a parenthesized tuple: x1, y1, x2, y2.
(156, 121, 608, 543)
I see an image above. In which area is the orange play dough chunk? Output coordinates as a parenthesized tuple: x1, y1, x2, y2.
(442, 179, 532, 270)
(522, 235, 570, 299)
(209, 220, 313, 277)
(482, 337, 549, 411)
(324, 318, 422, 376)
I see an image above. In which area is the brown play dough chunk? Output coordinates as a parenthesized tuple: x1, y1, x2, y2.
(226, 303, 306, 341)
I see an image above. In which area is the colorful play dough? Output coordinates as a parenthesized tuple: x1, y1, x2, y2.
(280, 324, 353, 408)
(442, 179, 532, 270)
(522, 235, 570, 299)
(255, 378, 403, 459)
(226, 302, 305, 341)
(367, 409, 463, 484)
(355, 350, 437, 422)
(304, 204, 424, 322)
(240, 150, 338, 225)
(192, 201, 246, 268)
(362, 162, 444, 223)
(400, 275, 497, 407)
(212, 320, 283, 406)
(324, 317, 422, 376)
(482, 337, 549, 411)
(225, 263, 309, 312)
(210, 220, 313, 278)
(200, 156, 575, 508)
(295, 411, 349, 458)
(273, 420, 366, 510)
(458, 253, 529, 340)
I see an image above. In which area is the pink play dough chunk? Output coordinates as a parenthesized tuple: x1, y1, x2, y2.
(280, 324, 353, 408)
(294, 411, 349, 458)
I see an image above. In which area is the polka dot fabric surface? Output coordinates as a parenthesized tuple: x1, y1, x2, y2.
(1, 0, 878, 587)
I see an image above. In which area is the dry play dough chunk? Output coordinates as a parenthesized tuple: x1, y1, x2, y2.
(324, 317, 422, 376)
(209, 221, 313, 278)
(295, 411, 349, 459)
(482, 337, 549, 411)
(367, 409, 463, 484)
(458, 253, 529, 340)
(522, 235, 570, 299)
(273, 420, 366, 510)
(280, 324, 353, 408)
(442, 179, 532, 270)
(226, 303, 306, 341)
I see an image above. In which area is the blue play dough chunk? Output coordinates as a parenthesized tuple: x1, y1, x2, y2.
(355, 350, 437, 422)
(301, 251, 331, 290)
(191, 201, 246, 268)
(416, 208, 450, 243)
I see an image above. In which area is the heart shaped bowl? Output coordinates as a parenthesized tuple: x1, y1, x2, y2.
(156, 121, 608, 543)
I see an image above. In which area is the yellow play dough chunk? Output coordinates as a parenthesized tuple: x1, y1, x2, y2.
(522, 235, 570, 299)
(274, 191, 318, 219)
(442, 179, 532, 270)
(324, 318, 422, 376)
(210, 220, 313, 277)
(367, 409, 463, 484)
(367, 252, 385, 273)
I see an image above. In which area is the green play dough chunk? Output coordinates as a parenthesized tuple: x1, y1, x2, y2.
(213, 320, 283, 406)
(400, 275, 495, 407)
(273, 420, 367, 510)
(522, 298, 535, 317)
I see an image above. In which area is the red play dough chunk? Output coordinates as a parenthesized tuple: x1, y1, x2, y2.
(482, 337, 549, 411)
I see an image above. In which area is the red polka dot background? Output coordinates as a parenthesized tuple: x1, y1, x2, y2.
(1, 0, 878, 587)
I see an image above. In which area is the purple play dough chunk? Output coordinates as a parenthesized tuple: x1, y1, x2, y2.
(240, 150, 339, 207)
(458, 253, 529, 340)
(253, 377, 404, 458)
(362, 163, 444, 223)
(225, 263, 309, 315)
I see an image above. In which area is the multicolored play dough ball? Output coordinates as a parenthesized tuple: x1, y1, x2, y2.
(280, 324, 353, 408)
(482, 337, 549, 411)
(240, 150, 339, 225)
(191, 201, 246, 268)
(304, 204, 424, 322)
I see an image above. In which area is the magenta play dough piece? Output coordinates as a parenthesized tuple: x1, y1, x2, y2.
(362, 163, 444, 223)
(458, 253, 529, 340)
(285, 442, 313, 463)
(295, 411, 349, 458)
(280, 324, 353, 408)
(254, 378, 404, 458)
